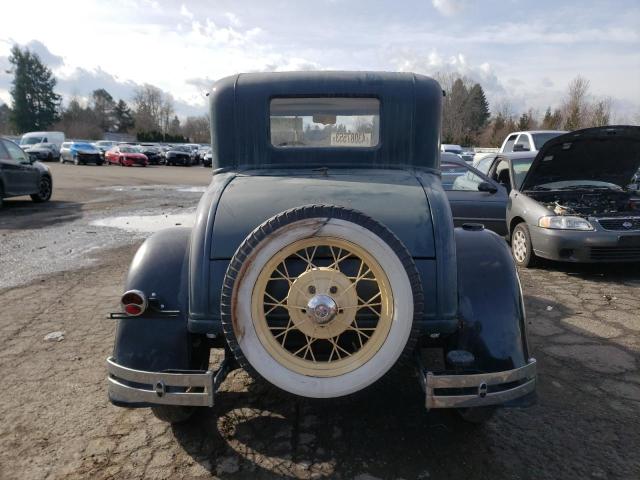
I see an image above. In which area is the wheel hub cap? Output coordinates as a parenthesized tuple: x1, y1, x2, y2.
(307, 294, 337, 324)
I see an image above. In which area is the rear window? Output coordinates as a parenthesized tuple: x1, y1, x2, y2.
(270, 97, 380, 149)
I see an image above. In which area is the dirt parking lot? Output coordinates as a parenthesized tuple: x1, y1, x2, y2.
(0, 164, 638, 480)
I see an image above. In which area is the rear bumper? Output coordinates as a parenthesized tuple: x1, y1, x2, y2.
(531, 226, 640, 262)
(107, 357, 220, 407)
(424, 358, 536, 409)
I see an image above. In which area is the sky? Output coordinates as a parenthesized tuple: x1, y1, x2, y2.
(1, 0, 639, 121)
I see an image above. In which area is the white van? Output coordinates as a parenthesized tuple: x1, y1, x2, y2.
(19, 131, 65, 150)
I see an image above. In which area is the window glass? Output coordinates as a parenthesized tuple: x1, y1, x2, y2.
(531, 132, 562, 149)
(512, 157, 535, 189)
(503, 134, 518, 152)
(515, 134, 531, 151)
(441, 163, 486, 191)
(270, 97, 380, 148)
(475, 155, 494, 175)
(4, 139, 27, 162)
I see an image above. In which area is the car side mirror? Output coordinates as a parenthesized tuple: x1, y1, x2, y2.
(477, 181, 498, 194)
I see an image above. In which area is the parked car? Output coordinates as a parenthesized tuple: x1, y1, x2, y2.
(94, 140, 118, 158)
(441, 144, 474, 162)
(490, 126, 640, 267)
(202, 148, 213, 167)
(499, 130, 567, 153)
(24, 143, 60, 162)
(105, 145, 148, 167)
(106, 71, 536, 427)
(441, 153, 508, 235)
(60, 142, 103, 165)
(139, 144, 164, 165)
(0, 137, 53, 207)
(19, 131, 65, 152)
(165, 145, 194, 166)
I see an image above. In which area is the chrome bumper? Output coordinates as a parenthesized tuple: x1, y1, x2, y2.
(107, 357, 219, 407)
(424, 358, 536, 410)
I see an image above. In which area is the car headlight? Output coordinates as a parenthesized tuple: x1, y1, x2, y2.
(538, 216, 594, 231)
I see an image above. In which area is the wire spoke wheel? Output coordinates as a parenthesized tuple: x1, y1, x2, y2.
(221, 205, 422, 399)
(252, 237, 393, 377)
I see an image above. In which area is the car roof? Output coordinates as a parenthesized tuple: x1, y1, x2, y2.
(209, 71, 442, 170)
(506, 130, 567, 135)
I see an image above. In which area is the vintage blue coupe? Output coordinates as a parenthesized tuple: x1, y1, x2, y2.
(107, 72, 536, 424)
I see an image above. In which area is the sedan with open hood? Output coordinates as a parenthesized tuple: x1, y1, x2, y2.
(504, 126, 640, 267)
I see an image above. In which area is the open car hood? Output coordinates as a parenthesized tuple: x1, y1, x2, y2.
(520, 126, 640, 191)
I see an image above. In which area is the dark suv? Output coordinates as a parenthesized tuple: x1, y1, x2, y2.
(0, 137, 53, 208)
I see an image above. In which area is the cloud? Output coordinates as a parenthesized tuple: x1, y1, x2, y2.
(397, 49, 505, 96)
(180, 4, 194, 20)
(432, 0, 469, 16)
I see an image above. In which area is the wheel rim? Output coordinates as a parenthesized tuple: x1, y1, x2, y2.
(39, 178, 51, 199)
(512, 229, 527, 263)
(251, 236, 394, 377)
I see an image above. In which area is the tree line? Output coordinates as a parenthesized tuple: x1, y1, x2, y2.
(0, 44, 631, 147)
(0, 45, 211, 143)
(439, 72, 617, 147)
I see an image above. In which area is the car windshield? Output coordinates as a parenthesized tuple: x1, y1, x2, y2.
(534, 180, 623, 191)
(20, 136, 44, 145)
(531, 132, 564, 149)
(119, 146, 138, 153)
(173, 146, 191, 152)
(270, 97, 380, 148)
(75, 143, 97, 151)
(512, 157, 535, 189)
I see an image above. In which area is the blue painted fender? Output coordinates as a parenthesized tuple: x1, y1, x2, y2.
(112, 228, 196, 374)
(453, 225, 531, 372)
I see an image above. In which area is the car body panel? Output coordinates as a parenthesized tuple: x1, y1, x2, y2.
(520, 126, 640, 191)
(210, 169, 436, 259)
(441, 157, 508, 236)
(0, 137, 51, 198)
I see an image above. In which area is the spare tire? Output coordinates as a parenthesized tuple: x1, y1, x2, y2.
(221, 205, 423, 399)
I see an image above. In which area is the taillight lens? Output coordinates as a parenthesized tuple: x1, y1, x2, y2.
(121, 290, 147, 317)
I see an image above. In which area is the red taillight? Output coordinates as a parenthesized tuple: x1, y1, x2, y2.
(121, 290, 147, 317)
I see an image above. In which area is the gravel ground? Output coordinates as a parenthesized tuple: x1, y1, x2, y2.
(0, 164, 638, 479)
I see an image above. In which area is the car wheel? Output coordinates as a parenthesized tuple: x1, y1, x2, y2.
(221, 205, 423, 399)
(47, 153, 53, 161)
(31, 176, 52, 203)
(511, 223, 536, 268)
(0, 184, 4, 208)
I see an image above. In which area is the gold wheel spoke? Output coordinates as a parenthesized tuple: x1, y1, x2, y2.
(254, 236, 393, 376)
(329, 337, 351, 359)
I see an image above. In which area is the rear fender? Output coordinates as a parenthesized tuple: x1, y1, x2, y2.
(453, 225, 530, 372)
(112, 228, 195, 373)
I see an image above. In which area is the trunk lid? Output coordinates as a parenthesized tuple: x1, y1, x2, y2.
(210, 169, 435, 258)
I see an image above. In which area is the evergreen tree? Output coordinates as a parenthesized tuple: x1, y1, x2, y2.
(92, 89, 116, 132)
(467, 83, 490, 132)
(113, 99, 135, 133)
(8, 45, 61, 132)
(517, 112, 532, 130)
